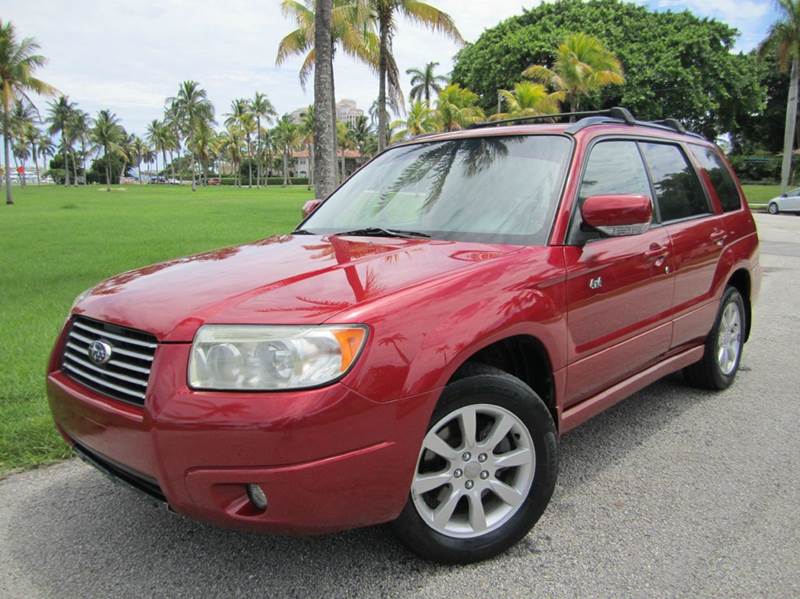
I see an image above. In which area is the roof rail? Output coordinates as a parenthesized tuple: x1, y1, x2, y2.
(468, 106, 636, 129)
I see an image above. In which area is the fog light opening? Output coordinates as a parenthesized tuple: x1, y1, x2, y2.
(246, 483, 268, 512)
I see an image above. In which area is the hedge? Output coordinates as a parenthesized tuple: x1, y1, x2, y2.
(219, 177, 309, 186)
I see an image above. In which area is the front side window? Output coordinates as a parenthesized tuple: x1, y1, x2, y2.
(578, 141, 651, 201)
(569, 140, 652, 242)
(640, 143, 710, 222)
(302, 135, 572, 244)
(688, 145, 741, 212)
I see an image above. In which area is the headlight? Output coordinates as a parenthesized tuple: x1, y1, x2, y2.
(188, 325, 368, 391)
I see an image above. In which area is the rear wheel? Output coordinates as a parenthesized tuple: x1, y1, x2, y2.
(684, 286, 745, 390)
(768, 202, 779, 215)
(391, 366, 558, 563)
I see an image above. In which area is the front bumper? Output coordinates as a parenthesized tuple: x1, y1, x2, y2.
(47, 341, 436, 534)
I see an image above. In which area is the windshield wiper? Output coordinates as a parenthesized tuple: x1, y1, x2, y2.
(292, 228, 315, 235)
(332, 227, 430, 239)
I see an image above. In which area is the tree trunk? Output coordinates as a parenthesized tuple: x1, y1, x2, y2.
(256, 117, 262, 187)
(62, 125, 70, 186)
(72, 151, 79, 184)
(308, 142, 314, 191)
(32, 141, 40, 185)
(105, 148, 111, 187)
(282, 146, 288, 186)
(313, 0, 337, 199)
(3, 95, 13, 205)
(377, 16, 389, 152)
(781, 58, 799, 192)
(191, 152, 197, 191)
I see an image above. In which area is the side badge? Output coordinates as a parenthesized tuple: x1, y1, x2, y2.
(589, 276, 603, 290)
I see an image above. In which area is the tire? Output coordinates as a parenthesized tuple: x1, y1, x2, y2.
(391, 365, 558, 564)
(768, 202, 779, 215)
(683, 286, 746, 390)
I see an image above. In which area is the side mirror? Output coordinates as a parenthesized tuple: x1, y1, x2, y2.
(781, 193, 788, 198)
(301, 199, 322, 219)
(581, 194, 653, 237)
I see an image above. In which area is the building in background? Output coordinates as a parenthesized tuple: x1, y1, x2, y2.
(335, 99, 364, 126)
(291, 149, 362, 178)
(290, 99, 364, 127)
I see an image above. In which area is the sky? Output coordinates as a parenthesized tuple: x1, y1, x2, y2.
(0, 0, 779, 140)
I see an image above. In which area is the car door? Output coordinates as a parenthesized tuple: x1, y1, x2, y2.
(638, 142, 722, 349)
(787, 188, 800, 211)
(563, 140, 675, 408)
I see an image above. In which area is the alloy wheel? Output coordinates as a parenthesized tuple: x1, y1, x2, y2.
(717, 301, 742, 376)
(411, 404, 535, 539)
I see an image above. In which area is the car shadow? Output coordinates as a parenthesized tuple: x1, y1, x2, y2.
(8, 373, 720, 596)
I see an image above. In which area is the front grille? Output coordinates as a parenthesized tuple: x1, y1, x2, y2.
(61, 316, 157, 406)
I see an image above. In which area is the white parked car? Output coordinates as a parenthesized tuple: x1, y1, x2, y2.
(768, 188, 800, 214)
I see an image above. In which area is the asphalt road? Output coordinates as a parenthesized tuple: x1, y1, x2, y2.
(2, 213, 799, 598)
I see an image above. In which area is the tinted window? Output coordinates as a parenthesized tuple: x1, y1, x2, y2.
(640, 143, 709, 221)
(579, 141, 651, 201)
(688, 145, 741, 212)
(304, 135, 572, 244)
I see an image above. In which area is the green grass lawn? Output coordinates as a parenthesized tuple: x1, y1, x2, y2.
(0, 183, 312, 474)
(0, 182, 781, 474)
(742, 184, 781, 207)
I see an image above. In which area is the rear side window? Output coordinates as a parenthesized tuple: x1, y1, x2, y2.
(640, 143, 710, 222)
(688, 145, 742, 212)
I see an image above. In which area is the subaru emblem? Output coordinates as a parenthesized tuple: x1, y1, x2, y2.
(88, 340, 113, 365)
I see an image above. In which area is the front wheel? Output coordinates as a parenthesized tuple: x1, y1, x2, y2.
(768, 202, 779, 215)
(391, 367, 558, 564)
(684, 286, 746, 390)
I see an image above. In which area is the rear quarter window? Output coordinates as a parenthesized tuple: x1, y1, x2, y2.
(688, 145, 742, 212)
(639, 142, 710, 222)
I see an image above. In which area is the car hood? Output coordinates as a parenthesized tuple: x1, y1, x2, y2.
(74, 234, 521, 341)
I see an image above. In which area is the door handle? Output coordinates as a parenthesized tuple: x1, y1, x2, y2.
(710, 229, 728, 247)
(644, 243, 669, 259)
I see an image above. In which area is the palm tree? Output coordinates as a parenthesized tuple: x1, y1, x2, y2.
(370, 0, 463, 152)
(435, 84, 485, 132)
(69, 108, 91, 184)
(300, 106, 316, 189)
(130, 136, 149, 183)
(277, 0, 377, 87)
(163, 100, 183, 181)
(21, 121, 41, 184)
(167, 81, 213, 190)
(225, 99, 256, 186)
(0, 20, 55, 203)
(336, 120, 352, 180)
(36, 132, 54, 180)
(407, 61, 448, 106)
(46, 96, 76, 186)
(220, 125, 245, 186)
(312, 0, 338, 198)
(760, 0, 800, 191)
(491, 81, 565, 120)
(348, 115, 372, 155)
(10, 99, 35, 186)
(273, 115, 300, 186)
(391, 100, 436, 141)
(251, 92, 276, 185)
(91, 109, 125, 187)
(188, 120, 215, 185)
(523, 32, 624, 114)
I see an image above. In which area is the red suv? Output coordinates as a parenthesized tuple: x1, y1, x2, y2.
(47, 108, 759, 563)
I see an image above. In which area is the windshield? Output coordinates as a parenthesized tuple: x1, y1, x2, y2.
(302, 135, 572, 244)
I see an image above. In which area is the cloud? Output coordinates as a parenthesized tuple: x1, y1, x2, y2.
(1, 0, 773, 140)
